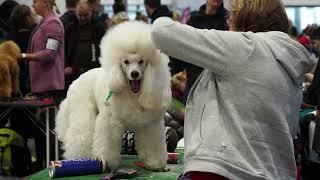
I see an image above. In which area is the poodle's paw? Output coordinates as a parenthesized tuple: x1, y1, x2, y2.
(145, 164, 170, 172)
(102, 156, 120, 172)
(143, 159, 168, 172)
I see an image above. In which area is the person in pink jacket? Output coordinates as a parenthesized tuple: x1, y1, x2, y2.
(21, 0, 64, 100)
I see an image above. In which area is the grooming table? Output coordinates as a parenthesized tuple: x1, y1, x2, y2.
(0, 97, 59, 167)
(29, 149, 185, 179)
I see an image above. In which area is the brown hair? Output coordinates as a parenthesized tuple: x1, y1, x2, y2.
(8, 4, 32, 30)
(229, 0, 289, 33)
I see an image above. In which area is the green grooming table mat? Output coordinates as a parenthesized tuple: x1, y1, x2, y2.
(29, 149, 184, 180)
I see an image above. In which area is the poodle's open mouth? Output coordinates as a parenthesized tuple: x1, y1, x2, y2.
(129, 79, 141, 93)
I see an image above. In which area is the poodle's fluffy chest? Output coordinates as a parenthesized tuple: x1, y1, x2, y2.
(110, 91, 162, 128)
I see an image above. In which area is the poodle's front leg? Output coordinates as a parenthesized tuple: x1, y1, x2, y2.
(135, 120, 168, 171)
(92, 111, 124, 171)
(62, 107, 97, 159)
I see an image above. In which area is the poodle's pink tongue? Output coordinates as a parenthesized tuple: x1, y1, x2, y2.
(130, 80, 140, 93)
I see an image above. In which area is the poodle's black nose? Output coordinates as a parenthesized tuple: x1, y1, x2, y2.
(131, 71, 139, 79)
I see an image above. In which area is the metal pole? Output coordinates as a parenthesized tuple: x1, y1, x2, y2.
(46, 108, 50, 168)
(54, 107, 59, 160)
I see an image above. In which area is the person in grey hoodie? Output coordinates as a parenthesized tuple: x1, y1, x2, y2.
(151, 0, 315, 179)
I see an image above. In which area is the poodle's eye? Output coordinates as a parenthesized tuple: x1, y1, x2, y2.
(124, 60, 129, 65)
(138, 60, 144, 64)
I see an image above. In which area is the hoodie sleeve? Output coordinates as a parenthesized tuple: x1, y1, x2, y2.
(151, 17, 254, 75)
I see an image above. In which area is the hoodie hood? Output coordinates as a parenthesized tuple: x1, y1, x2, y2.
(261, 31, 315, 85)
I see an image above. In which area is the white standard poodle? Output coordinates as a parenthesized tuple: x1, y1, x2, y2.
(55, 21, 172, 171)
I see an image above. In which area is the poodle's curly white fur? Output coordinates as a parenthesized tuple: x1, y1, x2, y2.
(55, 21, 172, 171)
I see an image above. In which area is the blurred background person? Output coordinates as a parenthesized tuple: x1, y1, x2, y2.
(87, 0, 102, 20)
(135, 9, 148, 23)
(60, 0, 79, 28)
(289, 20, 298, 41)
(107, 11, 129, 28)
(171, 11, 181, 22)
(187, 0, 227, 30)
(64, 0, 106, 93)
(112, 0, 126, 15)
(0, 0, 19, 40)
(22, 0, 64, 101)
(7, 4, 37, 96)
(144, 0, 172, 23)
(106, 0, 128, 28)
(88, 0, 101, 15)
(87, 0, 109, 28)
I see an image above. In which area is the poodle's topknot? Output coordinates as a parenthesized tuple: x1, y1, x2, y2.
(100, 21, 157, 67)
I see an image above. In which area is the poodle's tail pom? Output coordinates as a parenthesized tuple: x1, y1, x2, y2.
(99, 21, 157, 67)
(55, 99, 70, 141)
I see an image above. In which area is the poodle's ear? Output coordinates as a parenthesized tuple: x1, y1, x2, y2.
(138, 52, 172, 110)
(108, 64, 127, 93)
